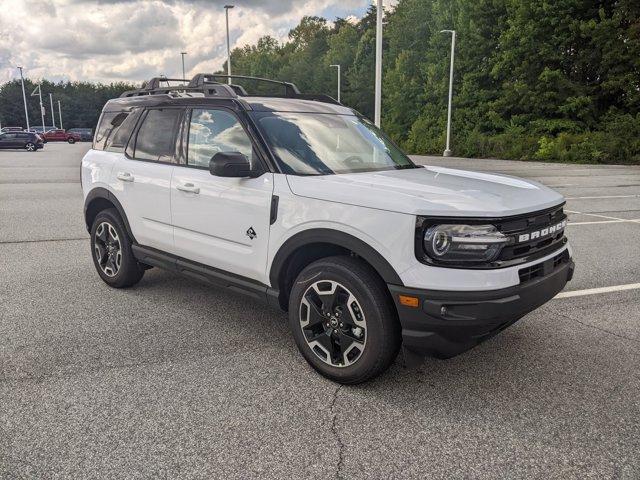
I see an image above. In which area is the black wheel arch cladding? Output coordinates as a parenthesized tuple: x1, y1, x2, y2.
(84, 188, 136, 242)
(270, 228, 404, 309)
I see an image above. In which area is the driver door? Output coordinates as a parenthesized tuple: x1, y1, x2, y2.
(171, 108, 274, 283)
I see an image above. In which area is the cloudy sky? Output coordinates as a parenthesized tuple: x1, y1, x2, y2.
(0, 0, 392, 85)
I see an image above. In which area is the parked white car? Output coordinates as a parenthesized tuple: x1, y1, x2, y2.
(81, 74, 574, 384)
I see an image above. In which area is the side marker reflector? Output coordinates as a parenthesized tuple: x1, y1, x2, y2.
(399, 295, 419, 308)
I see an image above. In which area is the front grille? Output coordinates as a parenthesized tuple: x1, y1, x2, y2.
(497, 205, 567, 263)
(519, 249, 570, 284)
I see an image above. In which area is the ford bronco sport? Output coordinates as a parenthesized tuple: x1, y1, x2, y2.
(81, 74, 574, 384)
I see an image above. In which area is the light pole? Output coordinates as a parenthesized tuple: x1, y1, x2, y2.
(224, 5, 234, 85)
(440, 29, 456, 157)
(17, 67, 30, 130)
(30, 83, 46, 133)
(374, 0, 383, 127)
(58, 100, 63, 129)
(49, 92, 56, 128)
(330, 64, 341, 103)
(181, 52, 187, 82)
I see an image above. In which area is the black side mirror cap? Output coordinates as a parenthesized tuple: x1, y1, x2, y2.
(209, 151, 260, 178)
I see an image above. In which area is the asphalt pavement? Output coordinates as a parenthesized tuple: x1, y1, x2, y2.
(1, 143, 638, 479)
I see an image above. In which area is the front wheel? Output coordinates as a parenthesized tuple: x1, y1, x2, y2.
(288, 256, 401, 384)
(90, 208, 144, 288)
(25, 142, 36, 152)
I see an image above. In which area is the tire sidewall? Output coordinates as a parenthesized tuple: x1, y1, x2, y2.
(288, 259, 397, 383)
(90, 209, 141, 288)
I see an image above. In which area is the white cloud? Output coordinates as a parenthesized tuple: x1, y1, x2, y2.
(0, 0, 369, 85)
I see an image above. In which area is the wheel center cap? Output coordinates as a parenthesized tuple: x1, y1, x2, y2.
(329, 317, 338, 328)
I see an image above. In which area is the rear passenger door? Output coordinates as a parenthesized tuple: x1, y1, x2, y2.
(110, 107, 182, 252)
(170, 107, 274, 283)
(0, 133, 20, 148)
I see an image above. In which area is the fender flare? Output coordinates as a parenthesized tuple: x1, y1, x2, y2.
(269, 228, 404, 288)
(84, 187, 136, 242)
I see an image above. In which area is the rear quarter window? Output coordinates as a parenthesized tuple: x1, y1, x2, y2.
(94, 110, 138, 151)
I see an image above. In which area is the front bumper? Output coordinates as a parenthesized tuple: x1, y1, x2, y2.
(389, 252, 574, 360)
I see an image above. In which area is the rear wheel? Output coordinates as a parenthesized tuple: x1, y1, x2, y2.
(25, 142, 36, 152)
(288, 256, 401, 384)
(90, 208, 144, 288)
(67, 138, 75, 144)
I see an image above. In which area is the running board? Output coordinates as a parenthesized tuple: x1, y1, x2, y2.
(132, 244, 281, 308)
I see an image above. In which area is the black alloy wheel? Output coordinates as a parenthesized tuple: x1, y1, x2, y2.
(299, 280, 367, 367)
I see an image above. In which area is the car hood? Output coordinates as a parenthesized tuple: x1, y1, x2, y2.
(286, 166, 565, 217)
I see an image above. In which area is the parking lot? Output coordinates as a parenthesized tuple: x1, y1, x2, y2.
(1, 143, 638, 479)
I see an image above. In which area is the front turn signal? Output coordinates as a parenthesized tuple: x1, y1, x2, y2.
(398, 295, 419, 308)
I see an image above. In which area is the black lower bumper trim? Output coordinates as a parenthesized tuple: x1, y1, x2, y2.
(389, 257, 574, 359)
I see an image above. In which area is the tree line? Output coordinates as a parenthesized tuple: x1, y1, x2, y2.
(0, 80, 133, 131)
(1, 0, 638, 164)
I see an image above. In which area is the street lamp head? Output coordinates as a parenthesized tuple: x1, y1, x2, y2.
(440, 29, 455, 34)
(330, 64, 340, 68)
(224, 4, 234, 9)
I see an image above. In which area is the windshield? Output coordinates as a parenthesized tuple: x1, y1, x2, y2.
(253, 112, 417, 175)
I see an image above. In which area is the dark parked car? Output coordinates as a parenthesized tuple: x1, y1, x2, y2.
(68, 128, 93, 141)
(42, 129, 81, 143)
(0, 127, 24, 133)
(0, 131, 44, 152)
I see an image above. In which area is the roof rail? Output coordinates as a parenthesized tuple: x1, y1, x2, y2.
(189, 74, 300, 96)
(119, 73, 340, 105)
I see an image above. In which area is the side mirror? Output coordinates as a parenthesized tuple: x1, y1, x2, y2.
(209, 151, 260, 178)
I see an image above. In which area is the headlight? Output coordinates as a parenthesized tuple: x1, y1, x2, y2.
(423, 224, 507, 264)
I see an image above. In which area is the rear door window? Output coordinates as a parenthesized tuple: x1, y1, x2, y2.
(132, 108, 182, 163)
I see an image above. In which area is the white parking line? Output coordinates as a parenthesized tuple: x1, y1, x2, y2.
(555, 283, 640, 299)
(565, 209, 640, 224)
(568, 219, 632, 226)
(566, 194, 640, 200)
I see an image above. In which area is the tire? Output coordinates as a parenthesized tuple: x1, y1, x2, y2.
(67, 138, 75, 144)
(25, 142, 36, 152)
(90, 208, 144, 288)
(288, 256, 401, 384)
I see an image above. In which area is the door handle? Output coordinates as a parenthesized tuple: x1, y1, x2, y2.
(176, 182, 200, 194)
(116, 172, 134, 182)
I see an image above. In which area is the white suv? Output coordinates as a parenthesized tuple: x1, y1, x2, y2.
(81, 74, 574, 384)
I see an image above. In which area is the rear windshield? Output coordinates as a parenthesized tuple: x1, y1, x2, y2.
(253, 112, 416, 175)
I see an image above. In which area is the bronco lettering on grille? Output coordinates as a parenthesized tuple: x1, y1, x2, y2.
(517, 220, 567, 243)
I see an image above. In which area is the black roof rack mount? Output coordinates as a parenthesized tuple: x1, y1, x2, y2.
(120, 73, 340, 105)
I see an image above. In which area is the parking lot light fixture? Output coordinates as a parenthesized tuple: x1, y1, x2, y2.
(330, 64, 341, 103)
(440, 29, 456, 157)
(17, 67, 30, 130)
(224, 5, 234, 85)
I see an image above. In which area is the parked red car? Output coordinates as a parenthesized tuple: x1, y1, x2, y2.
(42, 129, 81, 144)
